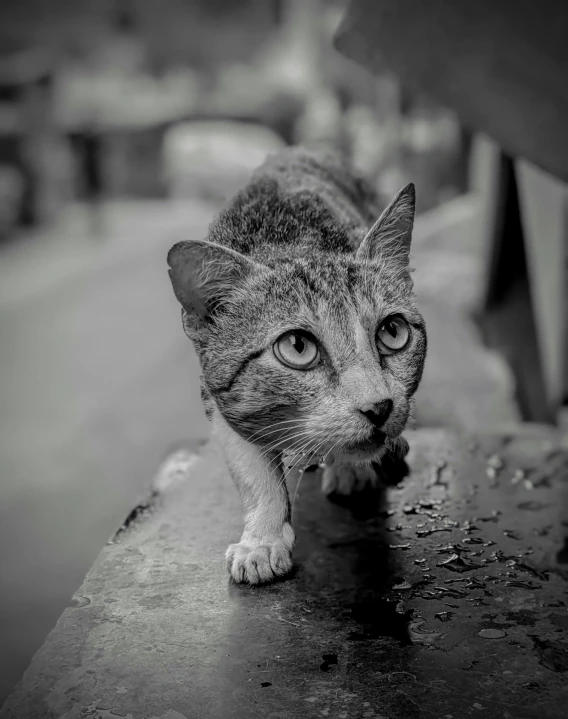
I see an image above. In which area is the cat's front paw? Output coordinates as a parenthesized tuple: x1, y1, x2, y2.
(226, 524, 295, 585)
(321, 462, 381, 498)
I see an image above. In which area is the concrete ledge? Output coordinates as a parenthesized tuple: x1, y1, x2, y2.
(2, 429, 567, 719)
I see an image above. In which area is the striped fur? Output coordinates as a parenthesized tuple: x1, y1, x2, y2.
(167, 147, 427, 583)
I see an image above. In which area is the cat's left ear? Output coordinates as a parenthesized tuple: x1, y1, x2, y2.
(356, 183, 415, 265)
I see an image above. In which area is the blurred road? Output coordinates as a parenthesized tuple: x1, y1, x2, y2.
(0, 201, 211, 702)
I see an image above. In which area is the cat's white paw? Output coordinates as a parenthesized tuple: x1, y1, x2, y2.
(226, 524, 295, 584)
(321, 462, 381, 497)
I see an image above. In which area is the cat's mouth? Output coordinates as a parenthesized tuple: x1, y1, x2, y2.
(346, 429, 386, 451)
(284, 430, 387, 467)
(341, 429, 387, 458)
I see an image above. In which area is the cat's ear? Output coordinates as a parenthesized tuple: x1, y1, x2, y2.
(356, 183, 415, 265)
(167, 240, 262, 324)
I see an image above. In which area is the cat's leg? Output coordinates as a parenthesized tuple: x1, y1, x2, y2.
(322, 437, 410, 498)
(212, 411, 295, 585)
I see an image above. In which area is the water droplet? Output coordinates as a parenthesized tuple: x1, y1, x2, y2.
(469, 597, 491, 607)
(393, 580, 413, 590)
(517, 500, 548, 511)
(464, 576, 486, 589)
(477, 510, 501, 523)
(436, 553, 482, 573)
(434, 611, 454, 622)
(505, 580, 541, 590)
(416, 526, 452, 537)
(433, 585, 468, 599)
(419, 498, 439, 509)
(487, 455, 504, 470)
(461, 520, 480, 532)
(462, 536, 484, 545)
(510, 559, 549, 580)
(478, 628, 506, 639)
(71, 595, 91, 608)
(435, 543, 469, 554)
(408, 619, 443, 646)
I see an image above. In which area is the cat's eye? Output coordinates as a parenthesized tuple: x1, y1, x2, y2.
(376, 315, 410, 354)
(273, 331, 320, 369)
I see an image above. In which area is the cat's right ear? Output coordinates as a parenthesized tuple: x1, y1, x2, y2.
(167, 240, 262, 327)
(356, 183, 415, 266)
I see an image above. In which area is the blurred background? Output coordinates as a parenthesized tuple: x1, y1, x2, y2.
(0, 0, 560, 704)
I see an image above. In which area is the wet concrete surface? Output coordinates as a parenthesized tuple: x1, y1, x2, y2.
(2, 428, 567, 719)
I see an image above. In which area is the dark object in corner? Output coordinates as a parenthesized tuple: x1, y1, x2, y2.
(335, 0, 568, 183)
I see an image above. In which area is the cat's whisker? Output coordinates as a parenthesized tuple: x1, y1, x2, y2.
(255, 426, 309, 453)
(307, 436, 330, 466)
(271, 434, 317, 488)
(289, 435, 330, 516)
(256, 432, 312, 464)
(247, 419, 304, 443)
(248, 426, 301, 448)
(283, 438, 314, 480)
(290, 469, 305, 518)
(260, 434, 315, 490)
(256, 437, 294, 461)
(257, 428, 315, 462)
(252, 421, 308, 445)
(323, 436, 344, 464)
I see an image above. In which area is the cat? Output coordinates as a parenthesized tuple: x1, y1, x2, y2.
(167, 147, 427, 585)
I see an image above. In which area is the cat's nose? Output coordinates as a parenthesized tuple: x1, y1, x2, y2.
(359, 399, 393, 428)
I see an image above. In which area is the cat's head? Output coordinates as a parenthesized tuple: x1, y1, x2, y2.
(168, 184, 426, 465)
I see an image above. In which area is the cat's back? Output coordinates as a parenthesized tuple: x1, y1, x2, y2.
(207, 147, 381, 260)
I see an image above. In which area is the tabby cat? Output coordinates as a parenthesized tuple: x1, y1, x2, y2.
(167, 147, 427, 585)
